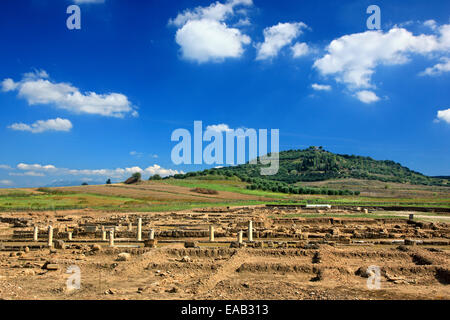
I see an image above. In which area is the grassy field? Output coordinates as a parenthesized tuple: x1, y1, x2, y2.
(0, 177, 449, 212)
(163, 178, 288, 198)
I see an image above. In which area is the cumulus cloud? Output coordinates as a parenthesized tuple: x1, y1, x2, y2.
(8, 118, 72, 133)
(1, 78, 18, 92)
(175, 19, 250, 63)
(144, 165, 182, 177)
(10, 171, 45, 177)
(291, 42, 309, 58)
(424, 19, 438, 31)
(169, 0, 252, 27)
(1, 70, 136, 118)
(256, 22, 307, 60)
(15, 163, 182, 179)
(311, 83, 331, 91)
(314, 24, 450, 102)
(437, 108, 450, 124)
(420, 57, 450, 76)
(206, 123, 233, 132)
(355, 90, 380, 104)
(17, 163, 57, 171)
(73, 0, 105, 4)
(0, 180, 13, 186)
(169, 0, 253, 63)
(234, 18, 251, 27)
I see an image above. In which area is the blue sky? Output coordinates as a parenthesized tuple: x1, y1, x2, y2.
(0, 0, 449, 188)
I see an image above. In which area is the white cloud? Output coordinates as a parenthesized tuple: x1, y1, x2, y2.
(206, 123, 233, 132)
(175, 19, 250, 63)
(169, 0, 252, 27)
(0, 180, 13, 186)
(130, 151, 144, 158)
(169, 0, 253, 63)
(355, 90, 380, 104)
(1, 78, 18, 92)
(8, 118, 72, 134)
(437, 108, 450, 124)
(10, 171, 45, 177)
(144, 165, 181, 177)
(291, 42, 309, 58)
(0, 165, 12, 170)
(256, 22, 307, 60)
(17, 164, 57, 171)
(420, 57, 450, 76)
(15, 163, 182, 179)
(1, 70, 136, 118)
(424, 20, 438, 31)
(314, 24, 450, 101)
(311, 83, 331, 91)
(70, 165, 183, 178)
(234, 18, 251, 27)
(73, 0, 105, 4)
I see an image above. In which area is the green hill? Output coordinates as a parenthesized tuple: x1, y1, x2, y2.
(175, 147, 448, 187)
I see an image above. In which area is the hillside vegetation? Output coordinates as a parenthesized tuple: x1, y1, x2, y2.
(175, 147, 448, 187)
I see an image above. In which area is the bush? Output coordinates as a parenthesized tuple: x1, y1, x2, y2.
(191, 188, 218, 195)
(149, 174, 162, 181)
(132, 172, 142, 181)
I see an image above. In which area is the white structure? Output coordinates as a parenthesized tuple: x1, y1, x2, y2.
(209, 225, 215, 242)
(48, 226, 54, 247)
(33, 226, 38, 241)
(149, 229, 155, 240)
(238, 230, 243, 244)
(137, 218, 142, 241)
(109, 230, 115, 247)
(248, 221, 253, 242)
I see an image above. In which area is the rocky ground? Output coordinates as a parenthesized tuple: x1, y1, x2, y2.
(0, 206, 449, 300)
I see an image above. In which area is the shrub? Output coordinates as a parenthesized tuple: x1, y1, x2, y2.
(191, 188, 218, 195)
(132, 172, 142, 181)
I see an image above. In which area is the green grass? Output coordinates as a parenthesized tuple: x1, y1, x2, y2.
(1, 178, 449, 213)
(92, 200, 268, 212)
(264, 197, 450, 208)
(272, 213, 406, 219)
(273, 211, 450, 222)
(0, 189, 268, 212)
(0, 192, 147, 211)
(163, 178, 287, 198)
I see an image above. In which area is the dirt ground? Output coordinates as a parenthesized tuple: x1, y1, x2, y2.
(0, 206, 449, 300)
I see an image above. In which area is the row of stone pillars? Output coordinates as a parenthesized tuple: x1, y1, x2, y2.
(35, 219, 253, 248)
(208, 220, 253, 243)
(33, 219, 153, 246)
